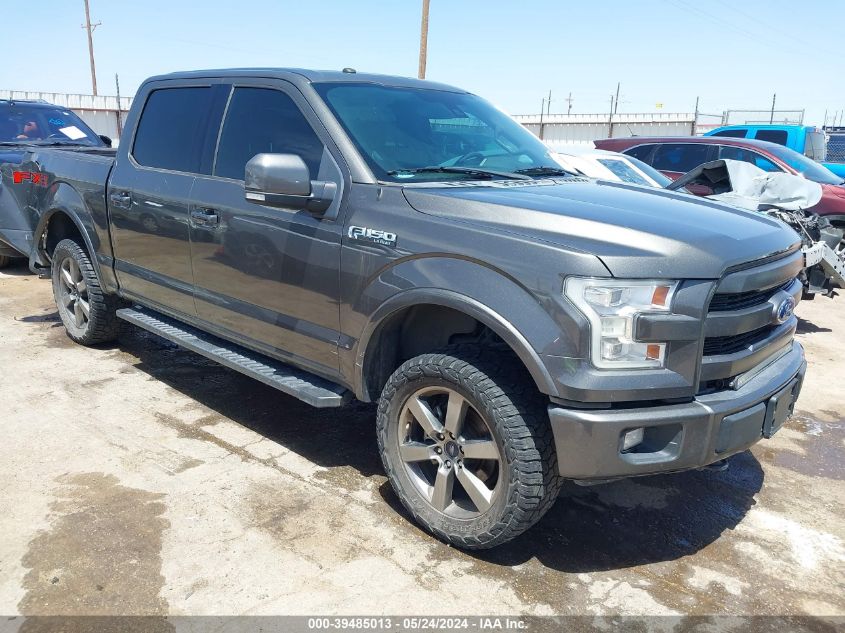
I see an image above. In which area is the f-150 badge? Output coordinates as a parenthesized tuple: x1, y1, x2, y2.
(348, 225, 397, 247)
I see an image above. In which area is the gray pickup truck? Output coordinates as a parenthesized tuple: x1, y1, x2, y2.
(4, 69, 806, 548)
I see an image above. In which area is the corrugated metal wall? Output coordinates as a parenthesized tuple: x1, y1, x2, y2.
(0, 90, 132, 141)
(512, 112, 706, 147)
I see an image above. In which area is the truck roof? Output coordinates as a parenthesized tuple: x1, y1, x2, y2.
(145, 68, 466, 93)
(0, 99, 52, 107)
(710, 124, 820, 132)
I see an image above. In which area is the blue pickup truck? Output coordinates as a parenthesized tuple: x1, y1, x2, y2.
(705, 125, 845, 179)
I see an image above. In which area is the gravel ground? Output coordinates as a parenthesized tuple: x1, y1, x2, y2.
(0, 259, 842, 629)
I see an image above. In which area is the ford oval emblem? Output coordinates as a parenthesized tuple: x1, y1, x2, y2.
(774, 296, 796, 324)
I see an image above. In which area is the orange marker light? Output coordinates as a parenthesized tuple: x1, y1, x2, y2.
(652, 285, 670, 307)
(646, 344, 662, 361)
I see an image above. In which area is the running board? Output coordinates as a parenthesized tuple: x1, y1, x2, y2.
(116, 307, 351, 408)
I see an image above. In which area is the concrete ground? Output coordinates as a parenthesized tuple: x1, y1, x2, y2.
(0, 259, 843, 624)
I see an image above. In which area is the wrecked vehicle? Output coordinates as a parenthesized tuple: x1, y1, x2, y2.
(1, 69, 807, 548)
(0, 99, 110, 268)
(594, 135, 845, 252)
(667, 160, 845, 297)
(555, 149, 844, 298)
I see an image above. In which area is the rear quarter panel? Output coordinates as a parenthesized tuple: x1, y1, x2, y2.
(27, 149, 116, 286)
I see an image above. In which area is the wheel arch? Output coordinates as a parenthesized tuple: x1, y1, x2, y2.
(30, 183, 109, 288)
(355, 288, 559, 402)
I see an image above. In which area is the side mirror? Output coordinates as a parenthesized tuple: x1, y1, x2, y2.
(244, 153, 336, 216)
(99, 134, 113, 147)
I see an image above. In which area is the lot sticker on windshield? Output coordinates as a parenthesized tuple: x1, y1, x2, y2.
(59, 126, 87, 140)
(48, 118, 66, 126)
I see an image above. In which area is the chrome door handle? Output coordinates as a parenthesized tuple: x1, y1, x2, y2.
(190, 208, 220, 227)
(109, 191, 132, 209)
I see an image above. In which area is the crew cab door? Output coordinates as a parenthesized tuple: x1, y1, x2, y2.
(188, 81, 345, 376)
(108, 80, 226, 316)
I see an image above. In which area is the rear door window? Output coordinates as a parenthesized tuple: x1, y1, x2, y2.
(214, 87, 324, 181)
(718, 145, 780, 172)
(132, 87, 215, 174)
(754, 129, 788, 145)
(650, 144, 712, 173)
(711, 129, 748, 138)
(623, 144, 655, 163)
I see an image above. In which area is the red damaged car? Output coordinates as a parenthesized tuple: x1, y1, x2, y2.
(595, 136, 845, 232)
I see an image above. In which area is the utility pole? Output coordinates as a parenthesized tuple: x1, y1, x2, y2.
(418, 0, 430, 79)
(769, 92, 777, 124)
(82, 0, 101, 95)
(613, 82, 621, 114)
(692, 96, 699, 135)
(546, 90, 552, 115)
(539, 96, 545, 140)
(115, 73, 123, 136)
(566, 92, 573, 115)
(608, 94, 615, 138)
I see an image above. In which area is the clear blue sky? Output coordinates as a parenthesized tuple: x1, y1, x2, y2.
(1, 0, 841, 125)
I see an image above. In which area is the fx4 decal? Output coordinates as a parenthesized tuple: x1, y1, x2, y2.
(12, 171, 49, 187)
(347, 225, 397, 247)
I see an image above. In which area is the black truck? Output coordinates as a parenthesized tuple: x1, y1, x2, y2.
(3, 69, 806, 548)
(0, 98, 111, 267)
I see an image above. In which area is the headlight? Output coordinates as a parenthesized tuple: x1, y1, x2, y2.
(565, 277, 679, 369)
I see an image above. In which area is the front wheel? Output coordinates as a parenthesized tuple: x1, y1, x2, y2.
(377, 346, 561, 549)
(51, 239, 122, 345)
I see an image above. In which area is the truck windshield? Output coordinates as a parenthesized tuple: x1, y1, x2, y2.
(0, 103, 103, 146)
(765, 143, 844, 185)
(314, 82, 559, 182)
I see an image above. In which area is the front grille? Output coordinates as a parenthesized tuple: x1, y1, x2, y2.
(702, 325, 774, 355)
(697, 252, 802, 388)
(708, 282, 789, 312)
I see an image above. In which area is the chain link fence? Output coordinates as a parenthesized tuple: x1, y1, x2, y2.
(721, 109, 804, 125)
(826, 130, 845, 163)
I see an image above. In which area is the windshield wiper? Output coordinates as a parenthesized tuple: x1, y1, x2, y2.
(29, 141, 89, 147)
(514, 166, 577, 177)
(0, 140, 88, 148)
(387, 166, 531, 180)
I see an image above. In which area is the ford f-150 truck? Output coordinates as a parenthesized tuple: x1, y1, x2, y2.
(0, 98, 110, 267)
(4, 69, 806, 549)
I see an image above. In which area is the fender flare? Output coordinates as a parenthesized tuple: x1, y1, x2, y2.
(355, 287, 560, 400)
(30, 183, 105, 284)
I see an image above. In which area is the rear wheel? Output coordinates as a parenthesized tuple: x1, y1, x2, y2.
(0, 255, 10, 269)
(377, 345, 561, 549)
(51, 239, 123, 345)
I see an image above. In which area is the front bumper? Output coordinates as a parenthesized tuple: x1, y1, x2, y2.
(548, 341, 806, 479)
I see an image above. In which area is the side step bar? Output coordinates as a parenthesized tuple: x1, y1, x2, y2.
(116, 307, 351, 408)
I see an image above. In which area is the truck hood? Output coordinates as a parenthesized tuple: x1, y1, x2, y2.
(403, 178, 801, 278)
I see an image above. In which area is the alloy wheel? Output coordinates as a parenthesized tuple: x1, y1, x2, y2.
(397, 386, 502, 518)
(58, 257, 90, 329)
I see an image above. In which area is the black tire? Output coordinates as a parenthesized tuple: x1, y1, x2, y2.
(377, 345, 561, 549)
(0, 255, 10, 269)
(51, 239, 123, 345)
